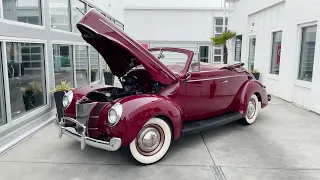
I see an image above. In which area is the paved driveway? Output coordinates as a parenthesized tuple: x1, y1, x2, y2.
(1, 97, 320, 180)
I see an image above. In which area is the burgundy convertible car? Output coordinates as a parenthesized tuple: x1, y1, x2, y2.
(55, 9, 270, 164)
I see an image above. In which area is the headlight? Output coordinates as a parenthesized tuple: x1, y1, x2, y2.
(62, 91, 73, 109)
(108, 102, 123, 127)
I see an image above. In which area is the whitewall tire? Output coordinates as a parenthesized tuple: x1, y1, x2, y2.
(129, 117, 172, 164)
(241, 94, 260, 125)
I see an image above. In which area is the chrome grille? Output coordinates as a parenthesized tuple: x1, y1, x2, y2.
(75, 101, 97, 133)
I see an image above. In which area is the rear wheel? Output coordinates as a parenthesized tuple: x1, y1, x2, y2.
(129, 117, 172, 164)
(240, 94, 259, 125)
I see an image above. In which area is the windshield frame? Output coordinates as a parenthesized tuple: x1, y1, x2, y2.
(148, 47, 194, 77)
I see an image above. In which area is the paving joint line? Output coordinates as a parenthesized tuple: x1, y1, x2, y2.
(200, 133, 227, 180)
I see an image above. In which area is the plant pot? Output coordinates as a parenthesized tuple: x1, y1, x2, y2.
(54, 91, 65, 122)
(252, 72, 260, 80)
(23, 91, 42, 111)
(91, 71, 97, 82)
(104, 72, 114, 85)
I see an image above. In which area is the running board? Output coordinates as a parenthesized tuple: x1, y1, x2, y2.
(182, 112, 243, 136)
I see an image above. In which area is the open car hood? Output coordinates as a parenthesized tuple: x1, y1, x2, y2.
(77, 9, 176, 85)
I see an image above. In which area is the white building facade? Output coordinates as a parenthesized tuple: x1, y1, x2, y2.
(124, 0, 229, 64)
(227, 0, 320, 114)
(0, 0, 124, 135)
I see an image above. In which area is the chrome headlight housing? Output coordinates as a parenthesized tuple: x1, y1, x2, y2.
(108, 102, 123, 127)
(62, 91, 73, 109)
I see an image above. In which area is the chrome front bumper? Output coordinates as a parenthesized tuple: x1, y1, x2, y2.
(54, 116, 121, 151)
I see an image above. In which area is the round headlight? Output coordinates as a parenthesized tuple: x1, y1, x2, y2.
(108, 103, 123, 127)
(62, 91, 73, 109)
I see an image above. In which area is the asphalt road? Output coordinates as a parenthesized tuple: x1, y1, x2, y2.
(1, 96, 320, 180)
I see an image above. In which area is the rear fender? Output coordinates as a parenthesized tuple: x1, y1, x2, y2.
(105, 95, 184, 146)
(234, 80, 268, 116)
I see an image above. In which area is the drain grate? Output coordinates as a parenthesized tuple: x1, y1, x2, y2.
(212, 166, 227, 180)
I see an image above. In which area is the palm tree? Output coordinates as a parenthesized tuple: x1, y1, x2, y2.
(211, 31, 236, 64)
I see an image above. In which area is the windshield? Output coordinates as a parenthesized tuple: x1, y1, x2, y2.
(149, 50, 189, 74)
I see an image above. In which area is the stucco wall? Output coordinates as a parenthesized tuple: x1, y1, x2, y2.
(124, 9, 214, 42)
(228, 0, 320, 113)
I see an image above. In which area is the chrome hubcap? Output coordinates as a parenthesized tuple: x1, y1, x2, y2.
(136, 125, 164, 156)
(247, 99, 256, 119)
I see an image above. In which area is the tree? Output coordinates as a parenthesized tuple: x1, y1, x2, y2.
(211, 31, 236, 64)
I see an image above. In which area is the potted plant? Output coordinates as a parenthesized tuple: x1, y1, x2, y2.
(22, 81, 43, 111)
(91, 68, 97, 82)
(51, 81, 73, 121)
(251, 69, 260, 80)
(103, 65, 114, 85)
(211, 30, 236, 64)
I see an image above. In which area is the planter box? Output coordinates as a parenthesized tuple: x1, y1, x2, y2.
(104, 72, 114, 85)
(91, 71, 97, 82)
(54, 91, 65, 122)
(23, 91, 43, 111)
(252, 72, 260, 80)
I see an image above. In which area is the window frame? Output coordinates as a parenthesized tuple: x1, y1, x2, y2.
(198, 45, 210, 63)
(0, 43, 7, 128)
(213, 17, 228, 63)
(71, 0, 87, 33)
(0, 0, 45, 29)
(0, 37, 49, 131)
(234, 34, 243, 62)
(269, 30, 282, 75)
(294, 22, 318, 88)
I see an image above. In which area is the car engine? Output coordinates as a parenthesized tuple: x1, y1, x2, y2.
(86, 69, 165, 102)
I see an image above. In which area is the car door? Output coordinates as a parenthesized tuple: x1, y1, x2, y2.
(183, 70, 230, 121)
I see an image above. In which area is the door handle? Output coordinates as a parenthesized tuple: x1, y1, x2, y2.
(221, 80, 228, 83)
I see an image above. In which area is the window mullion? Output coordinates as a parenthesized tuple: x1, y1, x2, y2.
(1, 42, 13, 126)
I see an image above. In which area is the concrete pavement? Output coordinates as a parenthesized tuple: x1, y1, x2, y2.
(1, 96, 320, 180)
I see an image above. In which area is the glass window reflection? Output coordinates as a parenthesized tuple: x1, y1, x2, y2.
(53, 44, 74, 86)
(49, 0, 71, 31)
(72, 0, 86, 33)
(90, 46, 99, 82)
(75, 45, 89, 87)
(2, 0, 42, 25)
(6, 42, 46, 119)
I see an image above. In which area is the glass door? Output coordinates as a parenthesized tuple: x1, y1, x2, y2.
(248, 37, 256, 71)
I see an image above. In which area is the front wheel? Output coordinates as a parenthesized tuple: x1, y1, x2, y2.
(240, 94, 259, 125)
(129, 117, 172, 164)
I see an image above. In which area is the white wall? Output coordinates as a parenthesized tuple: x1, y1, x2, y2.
(125, 0, 227, 9)
(87, 0, 124, 23)
(228, 0, 320, 114)
(124, 9, 214, 42)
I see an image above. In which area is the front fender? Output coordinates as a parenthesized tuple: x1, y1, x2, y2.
(234, 80, 268, 116)
(100, 94, 184, 146)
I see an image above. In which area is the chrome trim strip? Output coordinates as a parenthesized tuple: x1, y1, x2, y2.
(54, 117, 121, 151)
(187, 75, 248, 82)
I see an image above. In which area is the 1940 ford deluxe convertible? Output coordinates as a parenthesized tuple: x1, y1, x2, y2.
(54, 9, 270, 164)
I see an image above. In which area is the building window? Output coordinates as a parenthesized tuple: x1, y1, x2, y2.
(71, 0, 86, 33)
(6, 42, 46, 119)
(90, 46, 100, 82)
(2, 0, 42, 25)
(53, 44, 74, 86)
(199, 46, 209, 62)
(75, 45, 89, 87)
(270, 31, 282, 75)
(298, 26, 317, 82)
(235, 35, 242, 62)
(0, 44, 6, 127)
(49, 0, 71, 31)
(214, 17, 228, 63)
